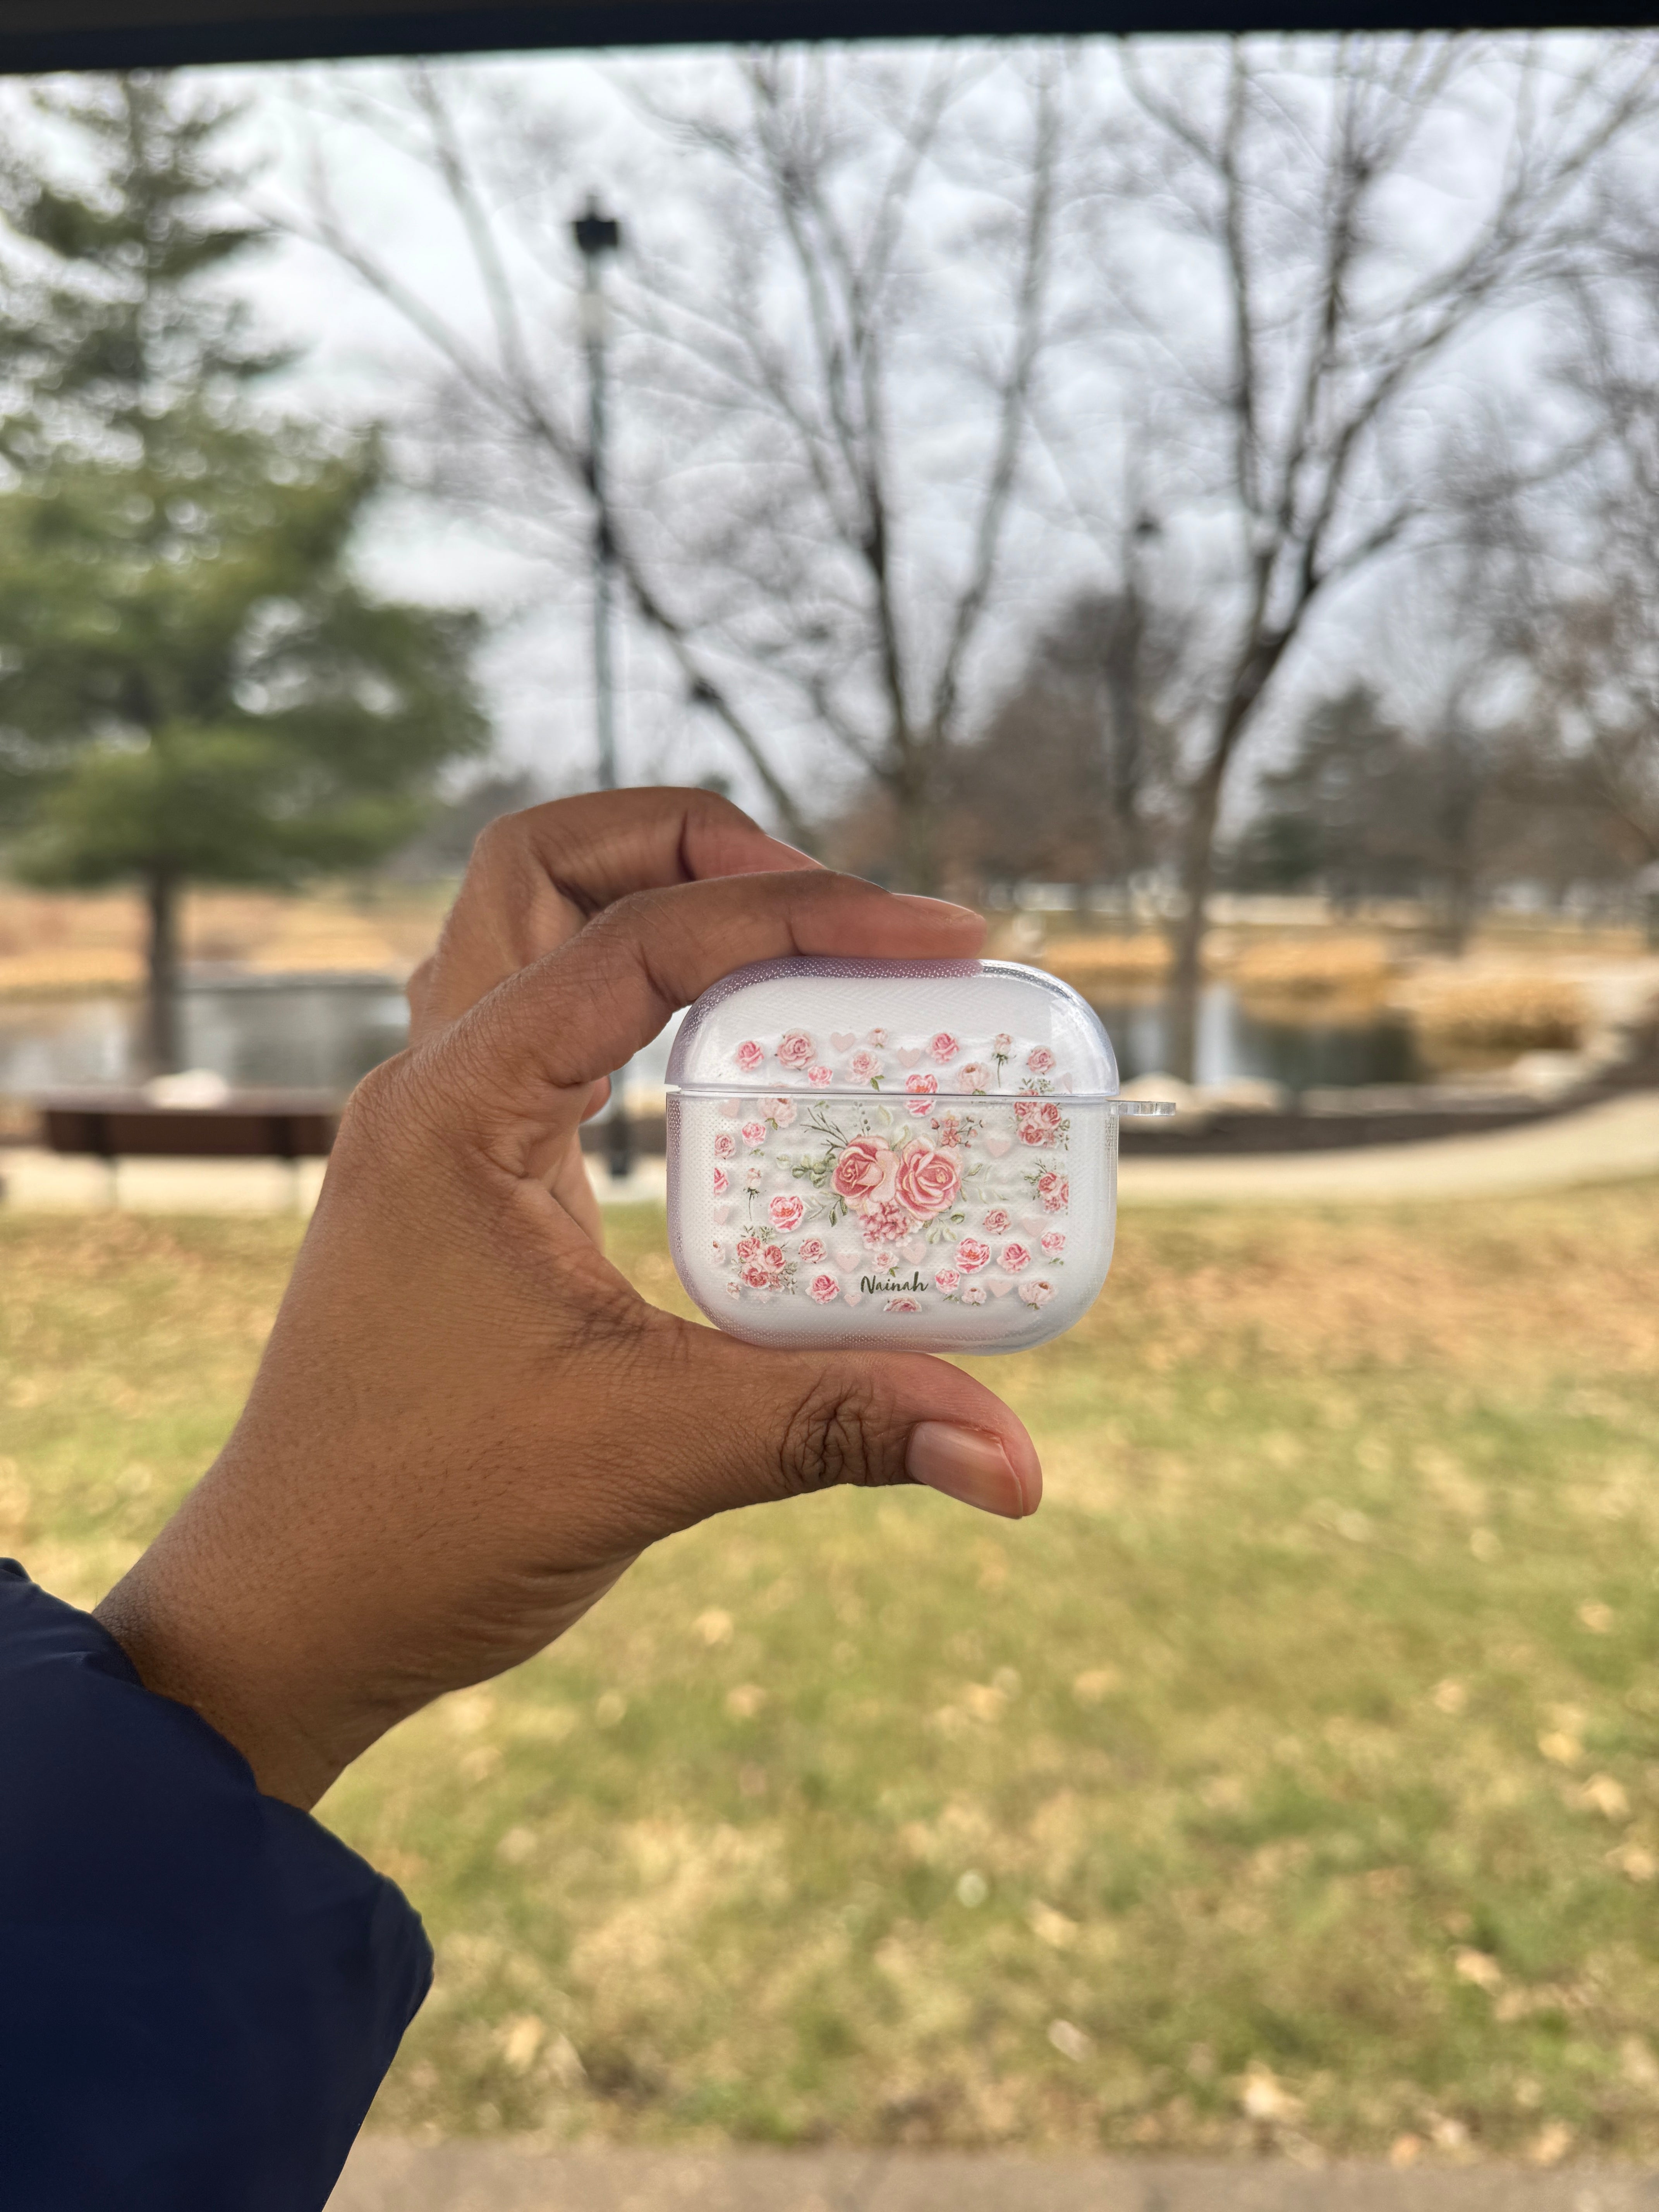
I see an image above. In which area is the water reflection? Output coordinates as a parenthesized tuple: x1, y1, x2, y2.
(1091, 982, 1422, 1093)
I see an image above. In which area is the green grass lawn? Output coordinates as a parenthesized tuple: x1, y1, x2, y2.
(5, 1190, 1659, 2165)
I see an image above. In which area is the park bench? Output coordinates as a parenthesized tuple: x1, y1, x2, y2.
(37, 1087, 339, 1206)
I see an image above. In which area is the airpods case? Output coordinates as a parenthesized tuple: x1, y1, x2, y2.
(665, 956, 1166, 1353)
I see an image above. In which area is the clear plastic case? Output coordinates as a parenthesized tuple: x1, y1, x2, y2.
(665, 956, 1170, 1353)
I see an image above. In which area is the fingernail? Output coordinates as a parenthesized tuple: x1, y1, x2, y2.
(892, 894, 982, 928)
(907, 1423, 1028, 1519)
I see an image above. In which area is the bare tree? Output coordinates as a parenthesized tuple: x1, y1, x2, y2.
(1087, 33, 1659, 1073)
(277, 52, 1061, 880)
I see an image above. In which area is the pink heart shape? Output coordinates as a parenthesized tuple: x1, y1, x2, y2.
(719, 1099, 743, 1118)
(989, 1277, 1013, 1297)
(1021, 1211, 1047, 1236)
(984, 1133, 1012, 1158)
(834, 1246, 860, 1272)
(830, 1031, 856, 1053)
(896, 1047, 923, 1069)
(902, 1237, 927, 1263)
(712, 1204, 730, 1225)
(842, 1287, 863, 1308)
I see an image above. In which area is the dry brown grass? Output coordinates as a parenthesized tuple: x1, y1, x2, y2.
(1216, 936, 1398, 999)
(1403, 973, 1587, 1055)
(0, 884, 452, 997)
(1042, 935, 1173, 988)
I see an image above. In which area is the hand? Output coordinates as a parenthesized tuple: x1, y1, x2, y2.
(95, 791, 1042, 1811)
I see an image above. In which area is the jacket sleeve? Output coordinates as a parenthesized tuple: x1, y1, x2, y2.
(0, 1559, 433, 2212)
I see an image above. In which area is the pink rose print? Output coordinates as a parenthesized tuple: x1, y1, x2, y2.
(1015, 1098, 1063, 1146)
(714, 1131, 736, 1160)
(1037, 1170, 1069, 1212)
(761, 1243, 786, 1273)
(1041, 1230, 1066, 1256)
(741, 1119, 768, 1147)
(764, 1096, 797, 1128)
(831, 1134, 896, 1209)
(797, 1237, 827, 1264)
(960, 1283, 988, 1307)
(866, 1247, 900, 1271)
(809, 1273, 840, 1304)
(954, 1237, 992, 1273)
(725, 1279, 742, 1299)
(768, 1192, 805, 1232)
(848, 1048, 883, 1084)
(713, 1166, 730, 1196)
(934, 1110, 967, 1146)
(735, 1040, 764, 1073)
(958, 1062, 993, 1093)
(778, 1030, 814, 1070)
(744, 1163, 764, 1191)
(929, 1031, 961, 1064)
(807, 1065, 833, 1086)
(993, 1032, 1013, 1053)
(736, 1232, 762, 1261)
(934, 1266, 961, 1293)
(1026, 1046, 1056, 1076)
(980, 1207, 1012, 1235)
(904, 1070, 938, 1097)
(866, 1028, 888, 1048)
(741, 1263, 773, 1290)
(885, 1295, 922, 1313)
(894, 1139, 961, 1219)
(860, 1199, 910, 1250)
(1000, 1241, 1032, 1274)
(1018, 1277, 1056, 1307)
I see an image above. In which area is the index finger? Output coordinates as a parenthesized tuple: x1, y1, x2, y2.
(416, 789, 819, 1036)
(426, 869, 984, 1175)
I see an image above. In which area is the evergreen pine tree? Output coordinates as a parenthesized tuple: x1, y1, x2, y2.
(0, 76, 488, 1072)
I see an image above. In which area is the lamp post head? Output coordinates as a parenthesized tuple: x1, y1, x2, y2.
(573, 199, 622, 262)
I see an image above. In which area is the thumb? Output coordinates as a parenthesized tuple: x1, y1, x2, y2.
(659, 1325, 1042, 1527)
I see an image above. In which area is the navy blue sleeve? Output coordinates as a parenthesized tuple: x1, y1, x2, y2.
(0, 1559, 433, 2212)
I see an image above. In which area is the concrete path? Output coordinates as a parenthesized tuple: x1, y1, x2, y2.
(3, 1095, 1657, 1217)
(328, 2141, 1658, 2212)
(1115, 1092, 1659, 1207)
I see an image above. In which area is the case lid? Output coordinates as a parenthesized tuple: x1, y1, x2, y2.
(667, 955, 1133, 1103)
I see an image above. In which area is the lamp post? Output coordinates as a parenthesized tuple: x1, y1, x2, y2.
(573, 196, 633, 1180)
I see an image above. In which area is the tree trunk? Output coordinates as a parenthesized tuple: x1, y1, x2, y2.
(1165, 766, 1225, 1083)
(891, 749, 938, 896)
(143, 867, 183, 1076)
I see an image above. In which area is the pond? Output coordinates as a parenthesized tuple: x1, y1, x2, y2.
(0, 973, 1422, 1104)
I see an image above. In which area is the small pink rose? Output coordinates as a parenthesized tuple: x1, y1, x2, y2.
(894, 1139, 961, 1220)
(1041, 1230, 1066, 1256)
(777, 1030, 814, 1070)
(866, 1028, 888, 1048)
(904, 1070, 938, 1096)
(1000, 1241, 1032, 1274)
(831, 1134, 896, 1208)
(725, 1278, 742, 1299)
(735, 1040, 764, 1073)
(993, 1032, 1013, 1053)
(1026, 1046, 1056, 1075)
(981, 1206, 1012, 1234)
(1015, 1098, 1063, 1146)
(1037, 1170, 1069, 1213)
(960, 1283, 988, 1307)
(713, 1166, 730, 1196)
(934, 1266, 961, 1293)
(761, 1242, 786, 1273)
(1018, 1277, 1056, 1307)
(766, 1096, 797, 1128)
(741, 1120, 768, 1147)
(744, 1164, 764, 1190)
(742, 1263, 772, 1290)
(929, 1030, 961, 1063)
(714, 1131, 736, 1160)
(807, 1065, 833, 1086)
(958, 1062, 993, 1093)
(848, 1049, 883, 1084)
(797, 1237, 827, 1264)
(885, 1295, 922, 1313)
(809, 1273, 840, 1304)
(736, 1232, 762, 1262)
(769, 1193, 805, 1232)
(955, 1237, 992, 1274)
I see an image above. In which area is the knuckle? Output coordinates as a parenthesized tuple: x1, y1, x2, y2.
(777, 1371, 901, 1498)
